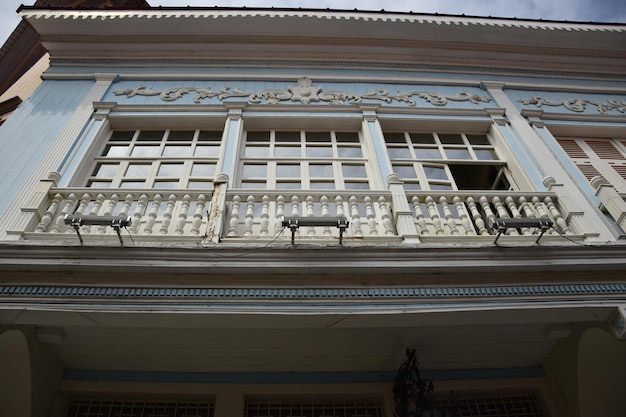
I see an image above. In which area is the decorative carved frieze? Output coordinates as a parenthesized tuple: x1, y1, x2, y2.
(113, 77, 492, 107)
(518, 95, 626, 114)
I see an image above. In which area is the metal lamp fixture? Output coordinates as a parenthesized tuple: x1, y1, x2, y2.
(64, 214, 131, 246)
(393, 348, 457, 417)
(281, 216, 349, 244)
(490, 217, 553, 244)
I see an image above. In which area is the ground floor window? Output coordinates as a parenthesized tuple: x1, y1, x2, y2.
(65, 400, 214, 417)
(245, 400, 384, 417)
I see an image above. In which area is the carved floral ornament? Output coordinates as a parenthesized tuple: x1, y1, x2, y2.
(518, 95, 626, 114)
(113, 76, 492, 107)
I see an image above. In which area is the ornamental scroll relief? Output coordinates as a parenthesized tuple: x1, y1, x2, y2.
(518, 95, 626, 114)
(112, 76, 492, 107)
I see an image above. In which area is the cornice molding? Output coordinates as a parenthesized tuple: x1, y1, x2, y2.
(19, 9, 626, 32)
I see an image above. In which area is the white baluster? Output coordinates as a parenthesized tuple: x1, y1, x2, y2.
(466, 196, 488, 235)
(454, 196, 473, 235)
(190, 194, 206, 236)
(335, 195, 345, 220)
(51, 193, 78, 233)
(144, 194, 162, 235)
(98, 194, 119, 234)
(425, 196, 444, 235)
(349, 196, 363, 237)
(378, 196, 394, 235)
(244, 195, 255, 237)
(130, 194, 148, 234)
(531, 196, 550, 220)
(492, 195, 517, 236)
(175, 194, 191, 235)
(260, 195, 270, 237)
(479, 195, 496, 235)
(306, 195, 316, 236)
(364, 196, 378, 236)
(227, 195, 241, 237)
(411, 196, 428, 235)
(119, 194, 134, 218)
(36, 193, 62, 233)
(75, 193, 92, 234)
(544, 196, 571, 234)
(275, 195, 285, 235)
(159, 194, 177, 235)
(504, 196, 529, 235)
(291, 195, 300, 217)
(320, 195, 331, 236)
(439, 196, 458, 235)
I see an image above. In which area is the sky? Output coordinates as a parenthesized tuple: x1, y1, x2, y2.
(1, 0, 625, 48)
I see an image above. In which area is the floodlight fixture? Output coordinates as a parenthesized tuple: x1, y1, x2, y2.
(64, 214, 131, 246)
(490, 217, 553, 244)
(282, 216, 349, 245)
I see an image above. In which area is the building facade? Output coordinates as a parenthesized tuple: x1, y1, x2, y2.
(0, 6, 625, 417)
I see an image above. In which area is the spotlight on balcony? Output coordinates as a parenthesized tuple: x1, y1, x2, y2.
(490, 217, 553, 244)
(282, 216, 349, 245)
(64, 214, 131, 246)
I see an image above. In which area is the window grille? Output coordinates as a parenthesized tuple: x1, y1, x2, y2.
(65, 400, 214, 417)
(446, 394, 543, 417)
(245, 400, 384, 417)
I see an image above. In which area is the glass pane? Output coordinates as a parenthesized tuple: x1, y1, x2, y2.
(409, 133, 435, 144)
(120, 180, 146, 188)
(276, 164, 300, 177)
(93, 163, 119, 177)
(424, 166, 448, 180)
(445, 148, 472, 159)
(246, 131, 270, 142)
(474, 149, 498, 160)
(167, 130, 194, 141)
(388, 148, 411, 159)
(241, 181, 266, 189)
(309, 164, 334, 177)
(306, 146, 333, 158)
(125, 163, 151, 177)
(275, 145, 301, 157)
(342, 165, 367, 177)
(404, 182, 421, 190)
(306, 132, 331, 142)
(243, 164, 267, 178)
(384, 133, 407, 143)
(163, 145, 191, 157)
(394, 165, 417, 178)
(191, 163, 216, 177)
(438, 133, 464, 144)
(335, 132, 359, 142)
(153, 181, 179, 189)
(87, 180, 111, 188)
(345, 182, 370, 190)
(275, 131, 300, 142)
(109, 131, 134, 141)
(467, 134, 491, 145)
(157, 163, 184, 177)
(131, 145, 161, 157)
(187, 181, 214, 189)
(137, 131, 165, 141)
(244, 145, 269, 157)
(430, 183, 453, 190)
(195, 145, 220, 157)
(103, 145, 129, 157)
(198, 130, 222, 141)
(337, 146, 363, 158)
(310, 181, 335, 189)
(414, 148, 442, 159)
(276, 182, 301, 189)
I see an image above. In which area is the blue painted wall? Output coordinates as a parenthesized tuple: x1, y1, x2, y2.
(0, 80, 95, 215)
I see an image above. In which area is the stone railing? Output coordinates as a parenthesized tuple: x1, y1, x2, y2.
(18, 174, 576, 244)
(26, 188, 209, 241)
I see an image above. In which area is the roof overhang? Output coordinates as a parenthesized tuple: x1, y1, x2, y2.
(18, 8, 626, 76)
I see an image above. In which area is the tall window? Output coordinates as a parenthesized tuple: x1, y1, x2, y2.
(558, 137, 626, 192)
(240, 130, 371, 190)
(385, 132, 510, 191)
(87, 129, 222, 189)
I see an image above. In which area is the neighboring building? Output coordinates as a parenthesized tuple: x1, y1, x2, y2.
(0, 5, 625, 417)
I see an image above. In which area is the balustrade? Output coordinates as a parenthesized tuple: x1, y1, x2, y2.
(22, 183, 576, 244)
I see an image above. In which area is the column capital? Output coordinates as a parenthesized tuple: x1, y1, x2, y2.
(480, 81, 505, 91)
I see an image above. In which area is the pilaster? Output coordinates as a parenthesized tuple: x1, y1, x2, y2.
(0, 74, 119, 240)
(216, 103, 246, 186)
(359, 105, 393, 188)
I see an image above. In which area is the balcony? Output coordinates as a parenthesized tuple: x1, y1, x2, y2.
(14, 173, 582, 246)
